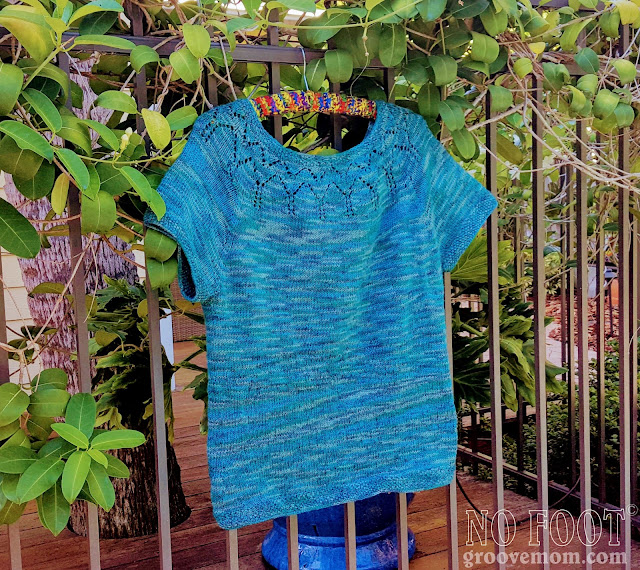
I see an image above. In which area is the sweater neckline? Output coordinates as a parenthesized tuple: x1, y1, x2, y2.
(240, 97, 388, 167)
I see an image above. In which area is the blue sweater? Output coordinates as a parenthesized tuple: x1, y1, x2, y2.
(144, 97, 498, 530)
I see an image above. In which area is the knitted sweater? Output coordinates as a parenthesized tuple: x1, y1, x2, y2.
(144, 97, 498, 530)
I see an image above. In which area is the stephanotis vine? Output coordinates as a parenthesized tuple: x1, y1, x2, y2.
(0, 0, 636, 533)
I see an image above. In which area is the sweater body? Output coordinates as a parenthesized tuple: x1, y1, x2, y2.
(144, 98, 498, 529)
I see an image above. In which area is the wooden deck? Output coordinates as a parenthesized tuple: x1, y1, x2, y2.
(0, 341, 636, 569)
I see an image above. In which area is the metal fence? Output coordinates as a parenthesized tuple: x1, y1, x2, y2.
(0, 8, 637, 570)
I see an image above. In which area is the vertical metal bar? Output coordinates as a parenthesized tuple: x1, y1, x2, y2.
(226, 530, 239, 570)
(617, 24, 632, 566)
(287, 515, 300, 570)
(531, 75, 550, 569)
(0, 257, 21, 568)
(595, 150, 607, 503)
(344, 502, 357, 570)
(126, 6, 173, 564)
(575, 118, 592, 568)
(330, 81, 343, 152)
(631, 190, 639, 521)
(514, 217, 526, 493)
(59, 51, 101, 570)
(395, 493, 409, 570)
(267, 9, 282, 140)
(564, 166, 577, 485)
(486, 85, 505, 570)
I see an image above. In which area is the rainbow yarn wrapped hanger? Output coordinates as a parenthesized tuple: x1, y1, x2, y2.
(250, 47, 377, 121)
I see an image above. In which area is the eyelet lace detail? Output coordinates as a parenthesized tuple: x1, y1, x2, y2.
(195, 100, 423, 221)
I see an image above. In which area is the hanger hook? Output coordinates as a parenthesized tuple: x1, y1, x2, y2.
(299, 46, 310, 91)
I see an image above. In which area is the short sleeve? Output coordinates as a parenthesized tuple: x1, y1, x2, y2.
(143, 110, 224, 302)
(415, 115, 499, 273)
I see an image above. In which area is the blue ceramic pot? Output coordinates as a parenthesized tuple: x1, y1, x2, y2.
(261, 493, 416, 569)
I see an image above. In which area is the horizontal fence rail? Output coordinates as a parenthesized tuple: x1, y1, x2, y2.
(0, 8, 637, 570)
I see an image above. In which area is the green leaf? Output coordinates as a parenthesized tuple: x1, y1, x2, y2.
(79, 10, 118, 35)
(82, 119, 119, 151)
(617, 1, 640, 25)
(513, 58, 533, 78)
(448, 0, 489, 18)
(0, 63, 24, 116)
(31, 369, 67, 391)
(54, 147, 90, 190)
(0, 8, 55, 64)
(0, 500, 26, 524)
(87, 448, 108, 468)
(90, 429, 145, 451)
(417, 0, 446, 21)
(166, 106, 198, 131)
(600, 11, 620, 38)
(81, 190, 116, 234)
(304, 58, 326, 92)
(28, 388, 70, 418)
(95, 162, 130, 196)
(61, 450, 91, 503)
(16, 456, 65, 503)
(614, 102, 635, 128)
(169, 48, 201, 84)
(438, 98, 465, 131)
(36, 482, 69, 536)
(73, 35, 135, 51)
(574, 48, 600, 74)
(612, 59, 637, 85)
(142, 109, 171, 150)
(145, 228, 177, 262)
(14, 162, 56, 200)
(324, 50, 353, 84)
(496, 133, 523, 164)
(52, 423, 89, 449)
(147, 257, 178, 289)
(1, 429, 29, 450)
(0, 446, 37, 474)
(37, 438, 75, 461)
(451, 128, 477, 161)
(479, 5, 509, 36)
(26, 416, 53, 440)
(183, 23, 211, 59)
(278, 0, 317, 12)
(559, 18, 592, 53)
(0, 198, 40, 259)
(51, 174, 70, 215)
(69, 0, 124, 25)
(417, 82, 440, 118)
(427, 55, 457, 86)
(58, 115, 93, 156)
(567, 85, 587, 114)
(22, 88, 62, 134)
(0, 383, 29, 427)
(0, 419, 20, 442)
(86, 463, 115, 511)
(298, 13, 351, 47)
(378, 24, 406, 68)
(576, 74, 598, 97)
(469, 32, 500, 64)
(94, 90, 138, 114)
(65, 394, 96, 439)
(487, 85, 513, 113)
(104, 453, 129, 478)
(0, 121, 53, 161)
(120, 166, 166, 218)
(390, 0, 419, 18)
(593, 88, 620, 119)
(130, 45, 160, 73)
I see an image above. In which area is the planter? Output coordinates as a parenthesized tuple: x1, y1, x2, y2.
(262, 493, 416, 570)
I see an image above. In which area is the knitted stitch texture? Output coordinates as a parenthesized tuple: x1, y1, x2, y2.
(143, 98, 498, 530)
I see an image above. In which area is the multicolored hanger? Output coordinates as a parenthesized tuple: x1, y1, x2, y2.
(250, 47, 377, 120)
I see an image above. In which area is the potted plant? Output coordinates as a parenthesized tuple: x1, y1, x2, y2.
(0, 368, 145, 534)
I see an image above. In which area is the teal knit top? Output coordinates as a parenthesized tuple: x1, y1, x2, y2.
(144, 98, 498, 530)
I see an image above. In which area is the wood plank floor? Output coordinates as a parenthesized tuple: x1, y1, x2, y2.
(0, 342, 636, 569)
